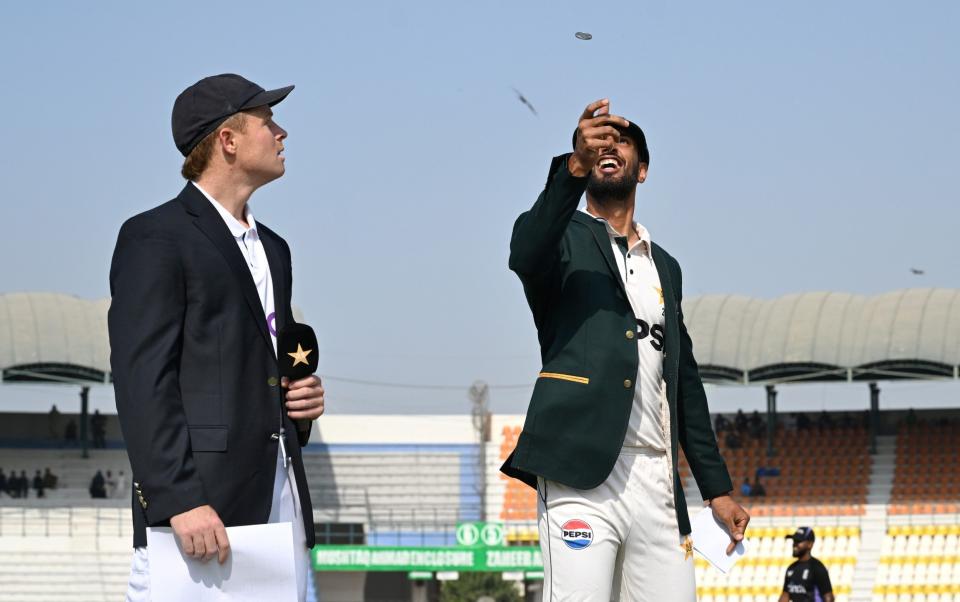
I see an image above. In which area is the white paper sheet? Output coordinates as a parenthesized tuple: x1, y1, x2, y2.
(147, 522, 297, 601)
(690, 508, 748, 574)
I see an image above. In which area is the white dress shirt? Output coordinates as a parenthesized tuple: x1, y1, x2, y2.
(581, 208, 668, 451)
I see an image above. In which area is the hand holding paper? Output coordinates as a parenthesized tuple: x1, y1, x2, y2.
(147, 523, 297, 601)
(691, 508, 749, 574)
(708, 494, 751, 554)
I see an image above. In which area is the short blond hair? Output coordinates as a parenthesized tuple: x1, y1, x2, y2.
(180, 112, 247, 180)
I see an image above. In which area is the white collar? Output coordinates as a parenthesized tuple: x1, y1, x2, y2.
(192, 181, 258, 239)
(579, 207, 652, 254)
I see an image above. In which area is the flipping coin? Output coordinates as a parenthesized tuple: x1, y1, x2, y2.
(575, 32, 593, 40)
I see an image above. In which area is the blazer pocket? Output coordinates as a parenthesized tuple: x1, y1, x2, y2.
(538, 371, 590, 385)
(188, 426, 228, 452)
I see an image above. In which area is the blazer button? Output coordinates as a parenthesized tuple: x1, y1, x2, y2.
(267, 376, 279, 387)
(624, 379, 633, 388)
(625, 330, 635, 340)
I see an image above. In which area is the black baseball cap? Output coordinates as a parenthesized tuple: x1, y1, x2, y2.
(786, 527, 816, 542)
(572, 120, 650, 165)
(172, 73, 294, 157)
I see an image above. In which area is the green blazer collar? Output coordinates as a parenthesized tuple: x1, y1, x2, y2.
(571, 211, 628, 299)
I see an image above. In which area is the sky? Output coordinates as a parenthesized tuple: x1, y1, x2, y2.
(1, 1, 958, 416)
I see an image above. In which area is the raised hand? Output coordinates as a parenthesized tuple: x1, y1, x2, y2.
(568, 98, 631, 177)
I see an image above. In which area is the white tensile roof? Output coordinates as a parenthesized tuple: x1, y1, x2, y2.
(684, 288, 960, 383)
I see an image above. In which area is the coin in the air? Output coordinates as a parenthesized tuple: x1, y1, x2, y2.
(575, 32, 592, 40)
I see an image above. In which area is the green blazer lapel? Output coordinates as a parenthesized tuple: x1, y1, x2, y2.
(652, 243, 679, 384)
(571, 212, 628, 299)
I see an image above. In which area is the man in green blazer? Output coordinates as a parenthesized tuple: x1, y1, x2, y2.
(501, 99, 749, 600)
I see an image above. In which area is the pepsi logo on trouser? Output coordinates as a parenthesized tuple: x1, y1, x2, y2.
(561, 519, 593, 549)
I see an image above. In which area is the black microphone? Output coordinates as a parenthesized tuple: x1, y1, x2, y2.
(277, 323, 320, 437)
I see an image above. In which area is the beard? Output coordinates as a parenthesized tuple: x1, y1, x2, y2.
(586, 158, 640, 205)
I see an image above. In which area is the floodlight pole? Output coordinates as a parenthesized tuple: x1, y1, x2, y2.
(765, 385, 777, 457)
(79, 386, 90, 459)
(868, 382, 880, 454)
(469, 381, 490, 523)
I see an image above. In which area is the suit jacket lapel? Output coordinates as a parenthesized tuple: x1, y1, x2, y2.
(572, 212, 628, 299)
(177, 183, 275, 355)
(260, 231, 288, 333)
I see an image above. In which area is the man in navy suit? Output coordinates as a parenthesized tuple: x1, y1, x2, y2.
(109, 74, 324, 601)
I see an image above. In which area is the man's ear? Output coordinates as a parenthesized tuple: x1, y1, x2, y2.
(637, 163, 649, 184)
(218, 126, 240, 157)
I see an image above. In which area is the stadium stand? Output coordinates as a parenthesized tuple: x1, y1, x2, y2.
(889, 422, 960, 515)
(304, 444, 482, 545)
(0, 448, 131, 501)
(0, 506, 131, 601)
(701, 423, 870, 517)
(697, 525, 858, 602)
(874, 525, 960, 602)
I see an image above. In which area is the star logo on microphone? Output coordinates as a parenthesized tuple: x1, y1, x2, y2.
(288, 343, 313, 367)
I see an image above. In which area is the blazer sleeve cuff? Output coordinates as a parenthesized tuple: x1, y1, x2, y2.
(547, 153, 589, 190)
(143, 480, 208, 525)
(696, 472, 734, 502)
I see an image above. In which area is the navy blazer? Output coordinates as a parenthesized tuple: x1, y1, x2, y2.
(108, 182, 314, 548)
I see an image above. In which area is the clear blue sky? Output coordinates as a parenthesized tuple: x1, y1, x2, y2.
(1, 1, 958, 415)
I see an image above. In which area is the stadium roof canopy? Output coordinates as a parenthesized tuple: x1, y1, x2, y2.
(684, 288, 960, 384)
(2, 289, 959, 387)
(0, 292, 307, 387)
(0, 293, 111, 384)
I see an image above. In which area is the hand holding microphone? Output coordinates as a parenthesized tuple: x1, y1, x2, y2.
(277, 324, 325, 435)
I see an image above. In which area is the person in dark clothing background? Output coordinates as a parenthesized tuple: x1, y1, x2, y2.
(89, 470, 107, 499)
(780, 527, 833, 602)
(32, 470, 45, 498)
(19, 470, 29, 498)
(90, 410, 107, 449)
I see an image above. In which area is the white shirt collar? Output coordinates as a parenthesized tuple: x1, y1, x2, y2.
(192, 181, 258, 240)
(579, 207, 652, 254)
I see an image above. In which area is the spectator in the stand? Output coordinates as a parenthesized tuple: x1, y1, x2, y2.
(64, 420, 78, 446)
(0, 468, 7, 498)
(817, 410, 833, 431)
(9, 473, 21, 498)
(89, 470, 107, 499)
(906, 408, 917, 426)
(48, 404, 62, 442)
(19, 470, 29, 498)
(725, 430, 743, 450)
(32, 470, 45, 498)
(115, 470, 128, 499)
(714, 414, 729, 434)
(751, 477, 766, 497)
(91, 410, 107, 449)
(840, 412, 853, 429)
(735, 409, 747, 432)
(749, 411, 765, 440)
(784, 413, 797, 431)
(740, 478, 752, 497)
(42, 468, 58, 490)
(796, 413, 811, 431)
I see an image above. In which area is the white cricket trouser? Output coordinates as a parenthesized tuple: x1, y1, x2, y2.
(537, 447, 696, 602)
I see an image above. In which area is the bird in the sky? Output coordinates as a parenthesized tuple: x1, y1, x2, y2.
(512, 87, 538, 116)
(910, 268, 925, 275)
